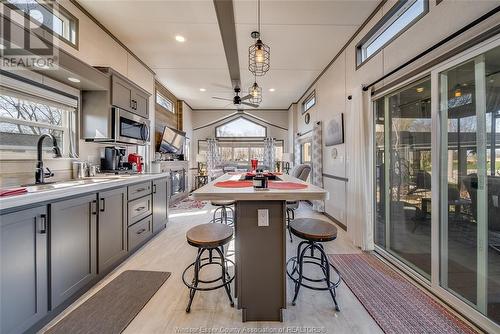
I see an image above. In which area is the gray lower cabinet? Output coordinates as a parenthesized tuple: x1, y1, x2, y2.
(50, 194, 97, 309)
(152, 177, 169, 234)
(1, 206, 48, 334)
(98, 187, 127, 273)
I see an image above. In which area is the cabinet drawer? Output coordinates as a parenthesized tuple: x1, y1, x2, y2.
(128, 216, 152, 251)
(128, 181, 152, 201)
(128, 195, 152, 226)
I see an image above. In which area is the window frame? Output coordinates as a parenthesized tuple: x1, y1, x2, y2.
(356, 0, 429, 68)
(4, 0, 79, 49)
(156, 90, 175, 114)
(215, 116, 267, 139)
(197, 139, 284, 164)
(300, 141, 312, 164)
(302, 91, 316, 114)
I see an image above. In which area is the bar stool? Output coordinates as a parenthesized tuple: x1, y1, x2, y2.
(182, 223, 235, 312)
(211, 200, 235, 225)
(286, 218, 341, 311)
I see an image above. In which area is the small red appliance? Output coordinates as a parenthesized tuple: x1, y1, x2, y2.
(128, 153, 143, 173)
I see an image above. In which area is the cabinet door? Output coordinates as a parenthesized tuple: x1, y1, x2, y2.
(50, 194, 97, 308)
(1, 206, 48, 334)
(152, 177, 169, 234)
(112, 75, 133, 111)
(98, 187, 127, 273)
(132, 89, 149, 118)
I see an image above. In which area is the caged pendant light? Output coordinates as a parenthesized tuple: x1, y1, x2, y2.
(248, 0, 270, 76)
(248, 74, 262, 104)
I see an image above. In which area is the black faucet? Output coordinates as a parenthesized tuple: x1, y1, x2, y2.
(35, 134, 62, 184)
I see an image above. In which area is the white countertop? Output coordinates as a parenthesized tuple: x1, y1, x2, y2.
(191, 173, 328, 201)
(0, 172, 170, 211)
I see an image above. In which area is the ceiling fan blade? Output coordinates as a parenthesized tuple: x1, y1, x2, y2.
(241, 101, 259, 108)
(212, 97, 233, 101)
(240, 94, 253, 101)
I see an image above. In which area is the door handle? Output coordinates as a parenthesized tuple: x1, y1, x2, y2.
(92, 200, 97, 215)
(39, 214, 47, 234)
(153, 184, 157, 194)
(100, 198, 106, 212)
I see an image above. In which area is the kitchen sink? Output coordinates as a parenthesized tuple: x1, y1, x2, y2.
(24, 178, 114, 192)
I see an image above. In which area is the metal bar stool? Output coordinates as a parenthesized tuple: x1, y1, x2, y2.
(211, 200, 235, 225)
(182, 223, 235, 312)
(286, 218, 341, 312)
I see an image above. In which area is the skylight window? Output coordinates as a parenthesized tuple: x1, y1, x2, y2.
(356, 0, 428, 66)
(156, 91, 175, 113)
(6, 0, 78, 47)
(215, 117, 266, 138)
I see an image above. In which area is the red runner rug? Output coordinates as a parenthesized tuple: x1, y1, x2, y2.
(214, 180, 253, 188)
(327, 253, 478, 334)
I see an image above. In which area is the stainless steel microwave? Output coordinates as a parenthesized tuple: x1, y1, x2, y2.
(83, 107, 150, 145)
(113, 108, 150, 145)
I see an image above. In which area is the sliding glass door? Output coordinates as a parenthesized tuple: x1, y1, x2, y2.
(374, 77, 432, 278)
(439, 45, 500, 324)
(374, 40, 500, 328)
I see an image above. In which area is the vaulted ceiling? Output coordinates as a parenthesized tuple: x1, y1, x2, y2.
(77, 0, 380, 110)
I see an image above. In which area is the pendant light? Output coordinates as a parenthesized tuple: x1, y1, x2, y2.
(248, 0, 270, 76)
(248, 74, 262, 104)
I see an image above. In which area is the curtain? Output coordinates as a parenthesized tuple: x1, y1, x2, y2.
(294, 135, 301, 167)
(346, 87, 373, 250)
(263, 137, 276, 171)
(312, 121, 325, 212)
(206, 138, 220, 180)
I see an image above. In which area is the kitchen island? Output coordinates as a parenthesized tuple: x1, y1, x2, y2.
(191, 173, 328, 322)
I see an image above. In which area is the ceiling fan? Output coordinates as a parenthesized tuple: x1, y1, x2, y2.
(212, 87, 259, 108)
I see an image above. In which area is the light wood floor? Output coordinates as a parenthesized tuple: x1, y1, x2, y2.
(41, 202, 383, 334)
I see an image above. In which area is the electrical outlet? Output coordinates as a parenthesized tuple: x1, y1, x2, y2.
(257, 209, 269, 227)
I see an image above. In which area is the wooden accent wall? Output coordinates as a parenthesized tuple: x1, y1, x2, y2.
(155, 81, 179, 147)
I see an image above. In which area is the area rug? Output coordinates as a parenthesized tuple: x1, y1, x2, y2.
(327, 253, 477, 334)
(170, 197, 207, 210)
(46, 270, 170, 334)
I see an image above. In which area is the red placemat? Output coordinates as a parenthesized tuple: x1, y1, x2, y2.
(214, 180, 253, 188)
(268, 181, 308, 190)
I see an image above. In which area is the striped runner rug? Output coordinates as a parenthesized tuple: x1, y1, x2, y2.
(328, 253, 478, 334)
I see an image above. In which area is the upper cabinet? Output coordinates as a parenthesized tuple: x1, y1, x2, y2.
(101, 67, 150, 118)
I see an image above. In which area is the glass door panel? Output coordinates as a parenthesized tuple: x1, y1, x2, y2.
(439, 44, 500, 324)
(374, 77, 432, 278)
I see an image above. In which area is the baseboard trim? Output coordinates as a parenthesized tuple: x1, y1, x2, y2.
(323, 212, 347, 231)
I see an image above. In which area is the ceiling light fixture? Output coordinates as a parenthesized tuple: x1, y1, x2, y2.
(416, 87, 424, 93)
(248, 75, 262, 105)
(68, 77, 81, 83)
(199, 88, 206, 92)
(269, 88, 275, 92)
(248, 0, 270, 76)
(175, 35, 186, 42)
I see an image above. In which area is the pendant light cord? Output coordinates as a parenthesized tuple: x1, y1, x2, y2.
(258, 0, 261, 34)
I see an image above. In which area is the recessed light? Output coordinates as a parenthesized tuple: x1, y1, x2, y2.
(68, 77, 81, 83)
(416, 87, 424, 93)
(199, 88, 206, 92)
(175, 35, 186, 42)
(269, 88, 275, 92)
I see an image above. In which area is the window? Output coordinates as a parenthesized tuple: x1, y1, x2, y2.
(303, 91, 316, 113)
(6, 0, 78, 47)
(300, 141, 312, 163)
(156, 91, 174, 113)
(215, 117, 266, 138)
(356, 0, 428, 66)
(198, 140, 284, 164)
(0, 87, 77, 157)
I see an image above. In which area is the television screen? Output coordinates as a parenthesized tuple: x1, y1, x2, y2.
(159, 126, 185, 154)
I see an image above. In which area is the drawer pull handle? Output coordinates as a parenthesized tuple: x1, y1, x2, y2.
(136, 228, 147, 234)
(135, 206, 146, 212)
(39, 214, 47, 234)
(135, 188, 146, 192)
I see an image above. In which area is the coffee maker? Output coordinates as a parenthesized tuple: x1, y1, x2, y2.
(101, 146, 127, 172)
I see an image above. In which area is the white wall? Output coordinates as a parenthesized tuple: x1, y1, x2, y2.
(293, 0, 500, 232)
